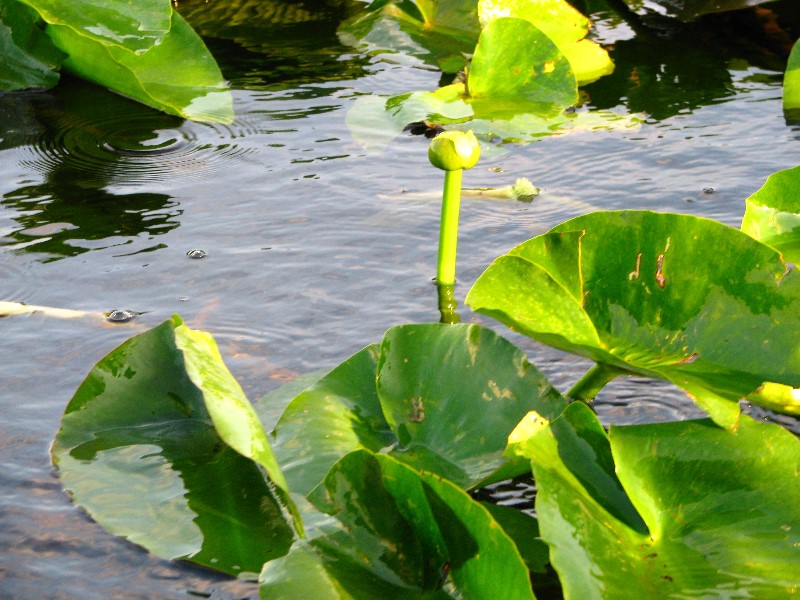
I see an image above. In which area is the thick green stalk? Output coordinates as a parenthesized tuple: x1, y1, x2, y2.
(436, 168, 463, 285)
(566, 363, 627, 402)
(437, 282, 460, 324)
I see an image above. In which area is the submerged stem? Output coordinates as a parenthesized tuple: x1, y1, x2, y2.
(436, 168, 463, 285)
(567, 363, 627, 402)
(436, 282, 460, 324)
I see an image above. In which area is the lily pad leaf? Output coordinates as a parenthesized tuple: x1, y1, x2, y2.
(52, 316, 299, 575)
(784, 38, 800, 118)
(467, 210, 800, 426)
(172, 323, 304, 536)
(260, 450, 536, 599)
(477, 0, 613, 84)
(18, 0, 172, 52)
(741, 165, 800, 264)
(338, 0, 479, 73)
(35, 6, 233, 123)
(0, 0, 64, 91)
(511, 402, 800, 598)
(272, 323, 567, 495)
(468, 17, 577, 111)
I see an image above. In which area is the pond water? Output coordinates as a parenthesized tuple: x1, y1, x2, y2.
(2, 1, 800, 598)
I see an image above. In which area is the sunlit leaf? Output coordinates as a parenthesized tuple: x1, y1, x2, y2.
(45, 11, 232, 123)
(467, 210, 800, 426)
(18, 0, 172, 52)
(468, 18, 577, 110)
(741, 164, 800, 264)
(52, 316, 297, 575)
(260, 451, 536, 599)
(784, 37, 800, 115)
(0, 0, 63, 90)
(272, 323, 567, 495)
(511, 402, 800, 598)
(477, 0, 613, 84)
(173, 324, 304, 536)
(18, 0, 233, 123)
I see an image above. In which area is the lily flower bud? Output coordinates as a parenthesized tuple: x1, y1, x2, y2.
(428, 130, 480, 171)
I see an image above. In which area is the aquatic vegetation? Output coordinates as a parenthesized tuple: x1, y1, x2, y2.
(785, 37, 800, 116)
(467, 210, 800, 426)
(0, 0, 232, 123)
(52, 164, 800, 597)
(742, 164, 800, 263)
(344, 0, 639, 146)
(40, 1, 800, 597)
(428, 130, 481, 285)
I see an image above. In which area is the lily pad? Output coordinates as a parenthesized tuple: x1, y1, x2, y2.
(260, 450, 536, 599)
(52, 316, 299, 575)
(477, 0, 613, 84)
(466, 210, 800, 426)
(741, 165, 800, 264)
(467, 17, 577, 110)
(0, 0, 63, 91)
(784, 37, 800, 116)
(271, 322, 567, 494)
(511, 402, 800, 598)
(45, 10, 233, 123)
(18, 0, 172, 52)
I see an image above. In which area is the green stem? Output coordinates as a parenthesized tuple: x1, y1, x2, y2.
(437, 168, 463, 285)
(436, 282, 460, 324)
(566, 363, 627, 402)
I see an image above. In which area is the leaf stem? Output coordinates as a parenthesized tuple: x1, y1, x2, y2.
(437, 282, 460, 324)
(437, 168, 463, 285)
(567, 363, 627, 402)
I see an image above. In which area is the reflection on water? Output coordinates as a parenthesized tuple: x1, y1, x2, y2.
(1, 184, 178, 261)
(178, 0, 369, 90)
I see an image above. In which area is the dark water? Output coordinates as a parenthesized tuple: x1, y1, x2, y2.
(2, 1, 800, 597)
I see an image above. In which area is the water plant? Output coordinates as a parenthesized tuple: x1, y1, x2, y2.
(785, 37, 800, 118)
(0, 0, 232, 123)
(40, 3, 800, 597)
(344, 0, 640, 147)
(50, 160, 800, 597)
(428, 130, 481, 286)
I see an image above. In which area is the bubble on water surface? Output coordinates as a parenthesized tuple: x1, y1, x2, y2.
(186, 249, 207, 259)
(105, 309, 138, 323)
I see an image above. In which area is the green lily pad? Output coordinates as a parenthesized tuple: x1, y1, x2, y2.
(742, 165, 800, 264)
(52, 316, 299, 575)
(467, 210, 800, 426)
(0, 0, 63, 90)
(477, 0, 613, 84)
(510, 402, 800, 598)
(18, 0, 171, 52)
(468, 17, 577, 110)
(260, 450, 535, 599)
(784, 37, 800, 116)
(272, 323, 567, 495)
(30, 2, 232, 123)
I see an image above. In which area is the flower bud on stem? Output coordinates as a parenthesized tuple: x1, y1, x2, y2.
(428, 131, 480, 286)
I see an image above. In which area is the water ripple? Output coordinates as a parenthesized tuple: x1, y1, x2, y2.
(18, 112, 261, 187)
